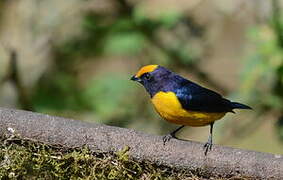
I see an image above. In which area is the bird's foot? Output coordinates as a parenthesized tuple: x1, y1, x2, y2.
(162, 134, 173, 145)
(203, 141, 213, 156)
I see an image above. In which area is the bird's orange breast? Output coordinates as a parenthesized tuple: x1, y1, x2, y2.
(151, 91, 226, 126)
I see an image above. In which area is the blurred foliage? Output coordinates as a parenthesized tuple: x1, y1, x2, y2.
(32, 72, 87, 112)
(83, 74, 136, 124)
(276, 116, 283, 141)
(28, 2, 201, 132)
(240, 26, 283, 110)
(239, 0, 283, 142)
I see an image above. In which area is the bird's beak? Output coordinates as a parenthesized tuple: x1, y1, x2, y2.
(130, 75, 142, 82)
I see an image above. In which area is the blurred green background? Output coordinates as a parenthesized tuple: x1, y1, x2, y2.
(0, 0, 283, 154)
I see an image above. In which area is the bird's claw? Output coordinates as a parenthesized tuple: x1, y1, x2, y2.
(203, 142, 213, 156)
(162, 134, 173, 145)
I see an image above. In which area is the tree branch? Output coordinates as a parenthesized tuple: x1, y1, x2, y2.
(0, 108, 282, 179)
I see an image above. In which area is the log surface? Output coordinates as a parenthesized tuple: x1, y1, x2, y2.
(0, 108, 282, 179)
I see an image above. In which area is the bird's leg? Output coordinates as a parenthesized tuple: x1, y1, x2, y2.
(163, 125, 185, 145)
(203, 122, 214, 155)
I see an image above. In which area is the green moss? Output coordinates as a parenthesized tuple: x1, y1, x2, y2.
(0, 136, 247, 179)
(0, 137, 195, 179)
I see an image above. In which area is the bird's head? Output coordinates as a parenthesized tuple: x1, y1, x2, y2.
(131, 65, 173, 97)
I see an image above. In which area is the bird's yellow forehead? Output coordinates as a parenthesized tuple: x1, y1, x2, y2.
(135, 65, 158, 77)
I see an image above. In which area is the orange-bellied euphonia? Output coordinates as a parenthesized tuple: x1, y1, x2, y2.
(131, 65, 252, 155)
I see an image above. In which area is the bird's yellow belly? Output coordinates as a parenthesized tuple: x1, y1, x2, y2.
(151, 91, 226, 126)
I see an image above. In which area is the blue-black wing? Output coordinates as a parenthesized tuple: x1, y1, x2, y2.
(174, 78, 233, 113)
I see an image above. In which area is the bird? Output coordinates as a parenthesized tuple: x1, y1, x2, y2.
(131, 65, 252, 155)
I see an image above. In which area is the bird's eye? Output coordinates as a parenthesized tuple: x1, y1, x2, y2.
(144, 73, 152, 80)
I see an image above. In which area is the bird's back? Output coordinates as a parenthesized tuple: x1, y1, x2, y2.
(172, 75, 235, 113)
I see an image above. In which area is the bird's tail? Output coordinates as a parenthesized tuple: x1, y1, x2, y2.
(231, 102, 252, 110)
